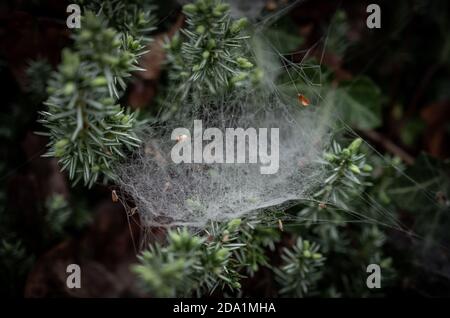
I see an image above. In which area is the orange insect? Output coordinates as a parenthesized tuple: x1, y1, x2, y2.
(297, 93, 310, 107)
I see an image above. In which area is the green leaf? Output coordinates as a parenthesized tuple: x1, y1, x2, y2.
(335, 76, 382, 130)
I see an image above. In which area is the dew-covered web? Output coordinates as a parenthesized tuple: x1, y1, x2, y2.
(116, 1, 333, 229)
(117, 64, 330, 228)
(244, 0, 450, 285)
(116, 0, 450, 279)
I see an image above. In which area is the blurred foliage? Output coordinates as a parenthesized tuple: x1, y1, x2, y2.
(133, 219, 280, 297)
(39, 9, 150, 187)
(275, 238, 325, 297)
(335, 77, 382, 130)
(77, 0, 157, 39)
(44, 194, 91, 239)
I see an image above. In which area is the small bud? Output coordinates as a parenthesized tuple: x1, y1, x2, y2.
(192, 64, 202, 72)
(348, 138, 363, 153)
(121, 115, 130, 125)
(227, 218, 242, 231)
(183, 3, 197, 15)
(202, 51, 210, 59)
(236, 57, 253, 69)
(324, 152, 337, 162)
(196, 25, 206, 34)
(312, 253, 323, 259)
(207, 38, 216, 49)
(349, 164, 361, 174)
(196, 0, 209, 12)
(303, 250, 312, 258)
(216, 248, 230, 261)
(362, 164, 373, 172)
(231, 72, 248, 84)
(54, 139, 69, 157)
(232, 281, 241, 289)
(231, 18, 248, 34)
(303, 240, 310, 249)
(170, 232, 181, 245)
(129, 39, 140, 50)
(214, 3, 230, 15)
(342, 148, 351, 157)
(138, 12, 146, 25)
(62, 82, 75, 95)
(212, 8, 222, 17)
(91, 76, 108, 87)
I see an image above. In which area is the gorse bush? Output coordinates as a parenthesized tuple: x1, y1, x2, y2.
(13, 0, 446, 298)
(165, 0, 261, 101)
(39, 7, 153, 187)
(35, 0, 394, 297)
(275, 237, 325, 297)
(133, 218, 281, 297)
(78, 0, 157, 39)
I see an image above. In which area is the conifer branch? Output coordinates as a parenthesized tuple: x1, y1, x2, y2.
(164, 0, 262, 101)
(39, 4, 156, 187)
